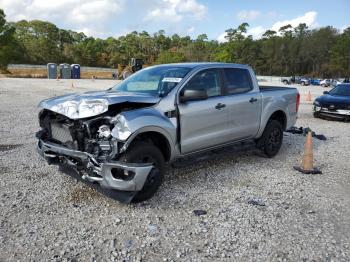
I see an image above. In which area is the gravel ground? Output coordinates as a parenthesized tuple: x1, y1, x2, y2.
(0, 78, 349, 261)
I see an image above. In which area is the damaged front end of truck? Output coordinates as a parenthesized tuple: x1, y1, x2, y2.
(36, 91, 160, 203)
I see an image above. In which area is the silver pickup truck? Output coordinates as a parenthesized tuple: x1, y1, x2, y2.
(36, 63, 300, 203)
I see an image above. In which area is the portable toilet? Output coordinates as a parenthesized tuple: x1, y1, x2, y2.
(71, 64, 80, 79)
(59, 63, 71, 79)
(47, 63, 57, 79)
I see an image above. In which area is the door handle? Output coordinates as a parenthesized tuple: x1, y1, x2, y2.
(215, 103, 226, 110)
(249, 98, 258, 103)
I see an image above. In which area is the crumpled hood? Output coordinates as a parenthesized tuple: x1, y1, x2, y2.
(39, 90, 160, 118)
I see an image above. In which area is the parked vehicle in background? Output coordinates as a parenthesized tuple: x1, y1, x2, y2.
(281, 76, 291, 85)
(281, 76, 310, 86)
(310, 78, 321, 86)
(320, 79, 331, 87)
(36, 63, 300, 203)
(313, 84, 350, 121)
(331, 79, 345, 87)
(295, 77, 310, 86)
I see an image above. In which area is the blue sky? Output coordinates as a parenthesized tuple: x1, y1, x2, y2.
(1, 0, 349, 40)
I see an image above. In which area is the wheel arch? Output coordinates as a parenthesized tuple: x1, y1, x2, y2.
(120, 127, 173, 162)
(257, 109, 287, 138)
(268, 110, 287, 130)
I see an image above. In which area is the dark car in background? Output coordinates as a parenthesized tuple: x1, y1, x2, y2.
(313, 84, 350, 121)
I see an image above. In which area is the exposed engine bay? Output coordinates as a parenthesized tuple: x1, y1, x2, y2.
(37, 102, 150, 163)
(36, 101, 157, 203)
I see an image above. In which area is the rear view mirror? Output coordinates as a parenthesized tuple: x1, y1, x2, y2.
(323, 91, 329, 94)
(180, 89, 208, 102)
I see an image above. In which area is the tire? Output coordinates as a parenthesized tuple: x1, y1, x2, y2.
(119, 141, 165, 202)
(301, 81, 305, 86)
(321, 84, 326, 87)
(256, 120, 283, 158)
(283, 80, 288, 85)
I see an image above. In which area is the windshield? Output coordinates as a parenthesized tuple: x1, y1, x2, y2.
(112, 66, 191, 97)
(329, 84, 350, 96)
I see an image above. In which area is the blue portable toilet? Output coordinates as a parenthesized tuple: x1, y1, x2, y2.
(47, 63, 57, 79)
(71, 64, 80, 79)
(59, 63, 71, 79)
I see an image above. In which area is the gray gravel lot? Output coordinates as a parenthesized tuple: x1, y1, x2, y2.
(0, 78, 350, 261)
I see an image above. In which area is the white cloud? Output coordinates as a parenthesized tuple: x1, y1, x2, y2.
(218, 11, 318, 41)
(217, 32, 227, 43)
(247, 26, 265, 39)
(237, 10, 260, 21)
(0, 0, 125, 37)
(187, 26, 195, 33)
(271, 11, 317, 32)
(339, 25, 349, 33)
(145, 0, 207, 23)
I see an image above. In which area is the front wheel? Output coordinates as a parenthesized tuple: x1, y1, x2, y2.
(256, 120, 283, 158)
(301, 81, 305, 86)
(119, 142, 165, 202)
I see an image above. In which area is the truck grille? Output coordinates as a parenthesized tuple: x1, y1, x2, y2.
(50, 122, 73, 143)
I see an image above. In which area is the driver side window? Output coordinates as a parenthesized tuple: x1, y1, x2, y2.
(183, 69, 222, 97)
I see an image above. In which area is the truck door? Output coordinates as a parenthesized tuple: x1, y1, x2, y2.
(178, 68, 232, 154)
(221, 67, 262, 140)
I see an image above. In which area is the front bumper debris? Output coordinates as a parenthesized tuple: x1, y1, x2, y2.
(37, 139, 154, 202)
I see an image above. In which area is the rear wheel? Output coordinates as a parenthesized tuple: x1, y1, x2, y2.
(256, 120, 283, 158)
(119, 142, 165, 202)
(283, 80, 288, 85)
(301, 81, 305, 86)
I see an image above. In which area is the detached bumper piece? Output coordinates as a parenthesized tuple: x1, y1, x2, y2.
(37, 139, 153, 203)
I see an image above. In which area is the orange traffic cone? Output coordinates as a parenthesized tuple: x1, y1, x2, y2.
(305, 91, 312, 101)
(293, 130, 321, 174)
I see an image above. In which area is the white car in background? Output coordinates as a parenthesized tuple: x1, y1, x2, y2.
(320, 79, 330, 87)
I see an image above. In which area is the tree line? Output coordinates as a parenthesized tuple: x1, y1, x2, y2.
(1, 9, 349, 77)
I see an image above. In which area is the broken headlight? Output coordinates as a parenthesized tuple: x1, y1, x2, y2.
(50, 99, 108, 119)
(111, 115, 131, 141)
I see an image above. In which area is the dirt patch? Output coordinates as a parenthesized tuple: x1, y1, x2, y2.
(67, 185, 101, 204)
(0, 144, 22, 152)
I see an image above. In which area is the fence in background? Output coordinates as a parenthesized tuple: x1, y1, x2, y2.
(7, 65, 285, 82)
(7, 64, 117, 79)
(8, 64, 116, 72)
(256, 75, 282, 83)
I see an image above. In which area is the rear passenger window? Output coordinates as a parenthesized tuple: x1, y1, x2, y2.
(224, 68, 253, 94)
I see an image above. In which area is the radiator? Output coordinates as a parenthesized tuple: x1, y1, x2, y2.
(50, 122, 73, 143)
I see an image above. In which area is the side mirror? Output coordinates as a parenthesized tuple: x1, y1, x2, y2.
(323, 91, 329, 94)
(180, 89, 208, 102)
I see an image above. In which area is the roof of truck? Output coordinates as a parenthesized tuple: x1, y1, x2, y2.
(153, 62, 250, 69)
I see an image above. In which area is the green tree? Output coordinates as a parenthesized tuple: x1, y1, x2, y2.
(330, 27, 350, 76)
(155, 49, 186, 64)
(0, 9, 17, 70)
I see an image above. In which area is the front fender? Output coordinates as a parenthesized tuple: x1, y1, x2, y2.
(115, 108, 177, 157)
